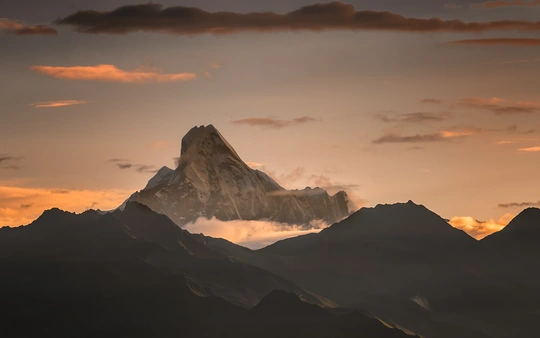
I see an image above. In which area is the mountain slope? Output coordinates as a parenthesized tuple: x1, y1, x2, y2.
(203, 201, 500, 338)
(0, 205, 423, 338)
(130, 125, 352, 226)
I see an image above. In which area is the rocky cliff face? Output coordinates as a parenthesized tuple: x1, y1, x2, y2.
(130, 125, 352, 226)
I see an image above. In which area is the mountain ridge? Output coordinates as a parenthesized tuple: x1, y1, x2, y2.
(129, 125, 352, 226)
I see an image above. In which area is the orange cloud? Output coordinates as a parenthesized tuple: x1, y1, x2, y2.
(449, 38, 540, 46)
(232, 116, 318, 129)
(373, 127, 484, 144)
(0, 18, 57, 35)
(0, 185, 130, 226)
(448, 214, 513, 239)
(518, 146, 540, 152)
(31, 100, 87, 108)
(460, 97, 540, 115)
(472, 0, 540, 8)
(31, 64, 197, 83)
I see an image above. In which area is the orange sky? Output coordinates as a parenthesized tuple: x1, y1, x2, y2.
(1, 1, 540, 241)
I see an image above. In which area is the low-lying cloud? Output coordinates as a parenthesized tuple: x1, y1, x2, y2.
(31, 64, 197, 84)
(0, 18, 57, 35)
(184, 217, 329, 249)
(448, 214, 513, 240)
(31, 100, 87, 108)
(56, 2, 540, 36)
(232, 117, 318, 129)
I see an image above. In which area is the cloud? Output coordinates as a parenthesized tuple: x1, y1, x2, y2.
(460, 97, 540, 115)
(0, 155, 24, 170)
(444, 3, 464, 8)
(31, 100, 87, 108)
(109, 159, 159, 173)
(232, 116, 318, 129)
(31, 64, 197, 83)
(449, 38, 540, 46)
(372, 126, 485, 144)
(374, 112, 449, 123)
(448, 214, 512, 240)
(471, 0, 540, 8)
(498, 201, 540, 208)
(421, 99, 443, 104)
(56, 2, 540, 36)
(0, 185, 129, 226)
(184, 217, 329, 249)
(209, 62, 221, 69)
(373, 133, 445, 144)
(518, 146, 540, 152)
(0, 18, 57, 35)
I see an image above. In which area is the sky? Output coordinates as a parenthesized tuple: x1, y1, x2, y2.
(1, 0, 540, 242)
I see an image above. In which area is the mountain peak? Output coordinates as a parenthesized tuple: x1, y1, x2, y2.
(497, 207, 540, 234)
(178, 125, 242, 168)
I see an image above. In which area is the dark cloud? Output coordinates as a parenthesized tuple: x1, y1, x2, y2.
(20, 204, 33, 209)
(232, 116, 318, 129)
(86, 202, 99, 210)
(471, 0, 540, 9)
(449, 38, 540, 46)
(498, 201, 540, 208)
(460, 97, 540, 115)
(50, 189, 70, 194)
(421, 99, 443, 104)
(56, 2, 540, 36)
(117, 163, 133, 170)
(0, 155, 23, 170)
(0, 19, 57, 36)
(372, 133, 445, 144)
(374, 112, 449, 123)
(110, 159, 158, 173)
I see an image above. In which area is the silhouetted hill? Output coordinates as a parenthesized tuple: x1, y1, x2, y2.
(0, 205, 425, 338)
(205, 201, 504, 338)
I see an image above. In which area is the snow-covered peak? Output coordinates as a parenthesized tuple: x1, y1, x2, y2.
(144, 166, 174, 190)
(178, 125, 242, 169)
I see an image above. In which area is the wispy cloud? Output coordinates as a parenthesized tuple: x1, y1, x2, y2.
(372, 126, 485, 144)
(449, 38, 540, 46)
(518, 146, 540, 152)
(31, 100, 87, 108)
(460, 97, 540, 115)
(471, 0, 540, 8)
(31, 64, 197, 83)
(0, 155, 24, 170)
(375, 112, 450, 123)
(499, 201, 540, 208)
(56, 2, 540, 36)
(232, 116, 318, 129)
(421, 99, 443, 104)
(448, 214, 512, 240)
(0, 18, 57, 35)
(108, 159, 159, 173)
